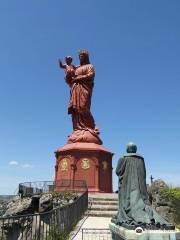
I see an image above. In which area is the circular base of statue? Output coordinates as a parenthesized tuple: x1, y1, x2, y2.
(67, 129, 103, 145)
(54, 142, 113, 193)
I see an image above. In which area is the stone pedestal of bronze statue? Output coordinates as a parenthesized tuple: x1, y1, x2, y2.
(109, 222, 180, 240)
(55, 50, 113, 192)
(55, 142, 113, 192)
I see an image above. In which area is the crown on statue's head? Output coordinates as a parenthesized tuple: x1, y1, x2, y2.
(78, 49, 89, 56)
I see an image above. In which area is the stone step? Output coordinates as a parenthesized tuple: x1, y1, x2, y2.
(86, 210, 117, 217)
(89, 205, 118, 211)
(89, 200, 118, 205)
(89, 197, 118, 202)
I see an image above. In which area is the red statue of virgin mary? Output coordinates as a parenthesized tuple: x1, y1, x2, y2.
(56, 50, 112, 193)
(60, 50, 102, 145)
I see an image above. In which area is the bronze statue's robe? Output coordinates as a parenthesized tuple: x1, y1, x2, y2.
(113, 153, 174, 230)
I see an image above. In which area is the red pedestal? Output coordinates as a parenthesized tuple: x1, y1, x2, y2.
(55, 142, 113, 193)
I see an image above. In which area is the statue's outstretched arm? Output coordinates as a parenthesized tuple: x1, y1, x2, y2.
(58, 59, 66, 69)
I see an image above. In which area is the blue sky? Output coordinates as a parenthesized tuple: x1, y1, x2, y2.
(0, 1, 180, 194)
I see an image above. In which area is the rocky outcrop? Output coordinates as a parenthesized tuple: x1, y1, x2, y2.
(39, 193, 53, 212)
(0, 200, 8, 216)
(0, 192, 79, 239)
(3, 196, 33, 217)
(148, 179, 175, 224)
(2, 192, 78, 217)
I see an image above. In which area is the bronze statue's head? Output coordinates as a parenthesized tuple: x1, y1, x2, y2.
(126, 142, 137, 153)
(78, 49, 90, 65)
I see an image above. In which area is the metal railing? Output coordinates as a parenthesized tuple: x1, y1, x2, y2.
(0, 181, 88, 240)
(82, 228, 112, 240)
(18, 179, 87, 197)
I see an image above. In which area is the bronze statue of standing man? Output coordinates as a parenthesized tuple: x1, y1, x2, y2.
(112, 142, 174, 230)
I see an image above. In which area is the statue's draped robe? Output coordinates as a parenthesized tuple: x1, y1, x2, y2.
(115, 153, 173, 229)
(68, 64, 95, 130)
(66, 63, 103, 144)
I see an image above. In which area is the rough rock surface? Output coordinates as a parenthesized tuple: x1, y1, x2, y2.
(0, 192, 79, 239)
(3, 196, 33, 217)
(39, 193, 53, 212)
(2, 192, 78, 217)
(148, 179, 175, 223)
(0, 200, 8, 216)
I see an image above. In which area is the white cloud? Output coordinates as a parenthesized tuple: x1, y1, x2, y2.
(8, 161, 34, 169)
(22, 164, 33, 168)
(9, 161, 18, 166)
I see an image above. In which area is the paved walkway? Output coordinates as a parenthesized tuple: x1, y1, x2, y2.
(70, 216, 111, 240)
(70, 193, 117, 239)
